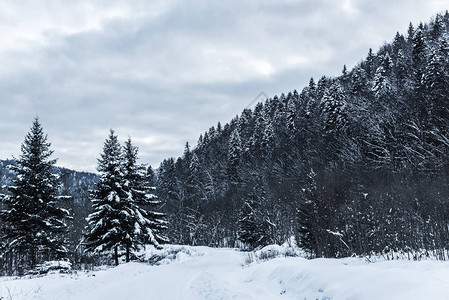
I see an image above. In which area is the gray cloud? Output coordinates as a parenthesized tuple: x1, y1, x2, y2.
(0, 0, 446, 172)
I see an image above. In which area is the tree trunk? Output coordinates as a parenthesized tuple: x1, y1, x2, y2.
(126, 245, 130, 263)
(114, 246, 119, 266)
(31, 246, 36, 270)
(9, 251, 13, 275)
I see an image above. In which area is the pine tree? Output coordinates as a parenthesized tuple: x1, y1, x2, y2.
(407, 22, 415, 44)
(395, 49, 410, 88)
(340, 64, 349, 87)
(251, 103, 267, 150)
(320, 82, 348, 134)
(351, 66, 368, 96)
(380, 52, 394, 76)
(392, 32, 406, 58)
(0, 118, 69, 273)
(423, 49, 449, 128)
(261, 121, 275, 153)
(297, 169, 320, 257)
(372, 66, 394, 100)
(412, 28, 426, 92)
(237, 190, 269, 250)
(365, 48, 376, 78)
(286, 98, 297, 132)
(146, 166, 157, 187)
(228, 129, 242, 179)
(430, 13, 445, 40)
(84, 130, 131, 265)
(122, 138, 168, 255)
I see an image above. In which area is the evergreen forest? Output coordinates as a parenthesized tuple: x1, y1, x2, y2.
(2, 13, 449, 274)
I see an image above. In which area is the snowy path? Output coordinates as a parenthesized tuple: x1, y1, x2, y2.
(2, 246, 449, 299)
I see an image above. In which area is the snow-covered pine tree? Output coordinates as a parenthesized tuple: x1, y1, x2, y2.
(351, 66, 368, 97)
(146, 165, 157, 187)
(372, 66, 394, 100)
(228, 128, 242, 180)
(122, 137, 168, 255)
(296, 168, 320, 257)
(364, 48, 376, 78)
(423, 49, 449, 128)
(380, 52, 394, 76)
(237, 189, 269, 250)
(286, 97, 297, 132)
(412, 27, 426, 92)
(84, 129, 131, 266)
(261, 121, 275, 153)
(320, 82, 348, 134)
(395, 49, 411, 89)
(0, 117, 69, 273)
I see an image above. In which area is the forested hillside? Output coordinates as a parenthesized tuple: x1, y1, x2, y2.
(156, 12, 449, 258)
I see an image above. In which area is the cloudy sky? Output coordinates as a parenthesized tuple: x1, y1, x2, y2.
(0, 0, 447, 172)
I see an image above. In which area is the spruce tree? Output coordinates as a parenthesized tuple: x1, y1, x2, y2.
(372, 66, 394, 100)
(320, 82, 348, 134)
(84, 129, 130, 265)
(297, 169, 320, 257)
(423, 49, 449, 128)
(238, 189, 269, 250)
(286, 98, 297, 132)
(122, 138, 168, 252)
(0, 118, 69, 273)
(227, 129, 242, 180)
(412, 28, 426, 92)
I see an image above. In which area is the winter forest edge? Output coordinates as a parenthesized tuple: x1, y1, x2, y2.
(2, 12, 449, 275)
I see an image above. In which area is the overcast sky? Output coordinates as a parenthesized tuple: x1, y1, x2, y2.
(0, 0, 447, 172)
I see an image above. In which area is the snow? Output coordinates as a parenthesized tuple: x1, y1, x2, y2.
(2, 245, 449, 299)
(26, 261, 72, 275)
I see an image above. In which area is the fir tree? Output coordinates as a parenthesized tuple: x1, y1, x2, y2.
(372, 66, 394, 100)
(423, 49, 449, 128)
(261, 121, 275, 152)
(365, 48, 376, 78)
(407, 22, 415, 44)
(395, 49, 410, 88)
(412, 28, 426, 91)
(84, 130, 131, 265)
(380, 52, 394, 76)
(0, 118, 69, 272)
(297, 169, 320, 257)
(351, 66, 368, 96)
(228, 129, 242, 180)
(122, 138, 168, 253)
(286, 98, 297, 132)
(237, 190, 269, 250)
(320, 82, 348, 134)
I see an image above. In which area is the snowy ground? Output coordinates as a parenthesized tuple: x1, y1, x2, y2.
(1, 245, 449, 300)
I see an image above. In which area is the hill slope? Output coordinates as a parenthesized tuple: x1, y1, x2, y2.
(155, 12, 449, 258)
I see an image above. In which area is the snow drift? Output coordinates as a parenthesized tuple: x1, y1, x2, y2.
(1, 245, 449, 299)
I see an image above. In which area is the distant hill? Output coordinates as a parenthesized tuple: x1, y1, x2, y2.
(0, 159, 98, 200)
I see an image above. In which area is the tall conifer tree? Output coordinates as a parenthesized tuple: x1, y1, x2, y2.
(1, 118, 69, 273)
(84, 129, 129, 265)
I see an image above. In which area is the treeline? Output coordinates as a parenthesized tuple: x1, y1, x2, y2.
(156, 12, 449, 258)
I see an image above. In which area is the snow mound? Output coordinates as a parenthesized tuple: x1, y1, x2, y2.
(26, 260, 72, 275)
(137, 244, 204, 265)
(243, 241, 304, 266)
